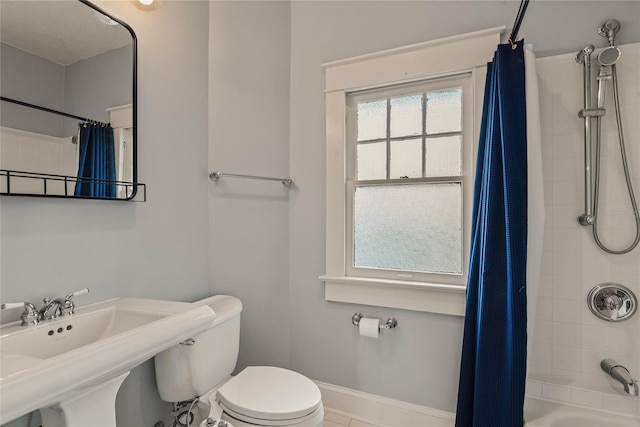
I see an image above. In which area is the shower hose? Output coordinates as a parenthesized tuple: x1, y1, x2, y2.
(592, 64, 640, 254)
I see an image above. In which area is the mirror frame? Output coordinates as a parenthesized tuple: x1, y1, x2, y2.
(80, 0, 138, 201)
(0, 0, 139, 201)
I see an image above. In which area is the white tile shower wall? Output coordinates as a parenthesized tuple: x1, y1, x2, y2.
(531, 42, 640, 413)
(0, 126, 77, 195)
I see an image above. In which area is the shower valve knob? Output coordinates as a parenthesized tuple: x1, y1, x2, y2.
(603, 294, 622, 311)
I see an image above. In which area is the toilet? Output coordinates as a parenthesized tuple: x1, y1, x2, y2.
(154, 295, 324, 427)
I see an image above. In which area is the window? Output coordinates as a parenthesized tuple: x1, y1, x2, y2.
(346, 78, 470, 284)
(321, 27, 502, 315)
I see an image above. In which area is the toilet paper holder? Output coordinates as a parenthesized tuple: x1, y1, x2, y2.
(352, 312, 398, 330)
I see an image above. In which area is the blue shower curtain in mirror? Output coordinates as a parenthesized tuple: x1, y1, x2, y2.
(74, 122, 116, 198)
(455, 42, 528, 427)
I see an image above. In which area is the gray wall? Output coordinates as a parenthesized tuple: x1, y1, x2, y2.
(208, 0, 292, 372)
(0, 43, 65, 137)
(0, 44, 132, 138)
(0, 1, 210, 425)
(64, 44, 133, 135)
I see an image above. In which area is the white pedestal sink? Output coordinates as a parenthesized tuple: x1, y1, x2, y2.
(0, 298, 216, 425)
(39, 372, 129, 427)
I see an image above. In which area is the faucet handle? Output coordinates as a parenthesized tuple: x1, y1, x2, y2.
(2, 302, 29, 310)
(63, 288, 89, 315)
(1, 302, 39, 326)
(66, 288, 89, 300)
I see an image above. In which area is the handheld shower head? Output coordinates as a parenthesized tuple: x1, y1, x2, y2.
(597, 46, 621, 66)
(598, 19, 621, 46)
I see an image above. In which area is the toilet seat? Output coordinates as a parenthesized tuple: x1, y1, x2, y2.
(220, 402, 323, 426)
(215, 366, 322, 425)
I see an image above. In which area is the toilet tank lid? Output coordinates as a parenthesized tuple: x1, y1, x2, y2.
(194, 295, 242, 325)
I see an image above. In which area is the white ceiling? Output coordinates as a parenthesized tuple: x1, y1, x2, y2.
(0, 0, 132, 66)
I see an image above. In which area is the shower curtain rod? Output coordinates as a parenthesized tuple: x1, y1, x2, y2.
(1, 96, 108, 126)
(509, 0, 530, 46)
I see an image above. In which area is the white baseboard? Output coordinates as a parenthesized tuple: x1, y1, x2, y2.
(314, 381, 455, 427)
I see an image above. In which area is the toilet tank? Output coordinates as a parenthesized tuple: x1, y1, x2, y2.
(154, 295, 242, 403)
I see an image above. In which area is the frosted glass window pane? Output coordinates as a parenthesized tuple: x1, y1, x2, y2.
(354, 183, 462, 274)
(357, 99, 387, 141)
(390, 94, 422, 137)
(426, 88, 462, 134)
(357, 142, 386, 180)
(390, 138, 421, 179)
(425, 136, 462, 177)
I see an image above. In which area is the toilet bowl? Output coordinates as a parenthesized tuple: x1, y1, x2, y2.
(195, 366, 324, 427)
(154, 296, 324, 427)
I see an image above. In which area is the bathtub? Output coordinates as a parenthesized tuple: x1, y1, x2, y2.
(524, 396, 640, 427)
(317, 381, 640, 426)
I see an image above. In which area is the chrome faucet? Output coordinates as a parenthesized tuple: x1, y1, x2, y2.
(1, 288, 90, 326)
(601, 359, 639, 396)
(38, 297, 65, 321)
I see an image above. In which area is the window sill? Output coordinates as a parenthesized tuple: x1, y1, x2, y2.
(320, 275, 466, 316)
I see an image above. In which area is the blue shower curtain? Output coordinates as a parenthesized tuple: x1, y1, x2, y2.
(74, 123, 116, 198)
(455, 42, 528, 427)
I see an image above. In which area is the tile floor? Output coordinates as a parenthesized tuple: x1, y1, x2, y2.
(324, 409, 380, 427)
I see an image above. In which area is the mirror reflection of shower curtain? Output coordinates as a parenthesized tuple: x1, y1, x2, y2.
(74, 123, 116, 198)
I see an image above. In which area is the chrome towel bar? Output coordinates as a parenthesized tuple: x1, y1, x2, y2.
(209, 171, 292, 187)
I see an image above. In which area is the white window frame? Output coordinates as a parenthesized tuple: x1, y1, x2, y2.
(320, 27, 504, 316)
(346, 76, 472, 284)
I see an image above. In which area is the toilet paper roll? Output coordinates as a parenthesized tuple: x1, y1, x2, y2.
(359, 317, 380, 339)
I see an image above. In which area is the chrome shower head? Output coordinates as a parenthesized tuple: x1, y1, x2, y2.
(597, 45, 621, 66)
(598, 19, 621, 46)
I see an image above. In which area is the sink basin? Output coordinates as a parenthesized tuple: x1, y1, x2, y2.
(0, 297, 216, 424)
(1, 306, 164, 362)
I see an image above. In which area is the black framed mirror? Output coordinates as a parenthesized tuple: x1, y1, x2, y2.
(0, 0, 141, 200)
